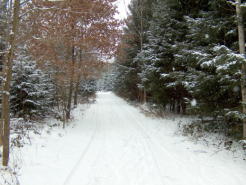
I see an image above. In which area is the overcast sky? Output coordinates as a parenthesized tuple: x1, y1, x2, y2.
(115, 0, 131, 20)
(49, 0, 131, 20)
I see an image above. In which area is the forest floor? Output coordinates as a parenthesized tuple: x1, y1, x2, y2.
(10, 92, 246, 185)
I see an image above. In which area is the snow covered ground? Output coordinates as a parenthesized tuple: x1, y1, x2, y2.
(15, 92, 246, 185)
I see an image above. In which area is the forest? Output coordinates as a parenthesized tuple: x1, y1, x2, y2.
(0, 0, 246, 184)
(0, 0, 120, 168)
(114, 0, 246, 140)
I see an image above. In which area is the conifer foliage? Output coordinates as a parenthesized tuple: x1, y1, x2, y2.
(114, 0, 246, 137)
(11, 52, 55, 119)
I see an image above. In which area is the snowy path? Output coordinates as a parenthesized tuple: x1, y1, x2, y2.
(19, 92, 246, 185)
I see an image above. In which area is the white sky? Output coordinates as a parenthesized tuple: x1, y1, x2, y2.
(115, 0, 131, 20)
(48, 0, 131, 20)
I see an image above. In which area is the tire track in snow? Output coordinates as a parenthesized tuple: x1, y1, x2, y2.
(121, 103, 210, 185)
(113, 94, 246, 185)
(107, 104, 152, 185)
(63, 96, 126, 185)
(18, 92, 246, 185)
(62, 106, 100, 185)
(85, 103, 126, 185)
(92, 96, 167, 185)
(119, 104, 167, 185)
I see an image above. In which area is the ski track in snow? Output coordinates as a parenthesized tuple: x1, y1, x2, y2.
(18, 92, 246, 185)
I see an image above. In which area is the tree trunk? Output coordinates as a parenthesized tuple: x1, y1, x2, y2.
(143, 88, 146, 104)
(74, 50, 83, 107)
(181, 101, 186, 114)
(2, 0, 20, 166)
(66, 46, 75, 120)
(0, 0, 8, 147)
(74, 74, 80, 107)
(177, 100, 181, 114)
(236, 0, 246, 138)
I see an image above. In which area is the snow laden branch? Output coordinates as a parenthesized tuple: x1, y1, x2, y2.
(227, 0, 246, 7)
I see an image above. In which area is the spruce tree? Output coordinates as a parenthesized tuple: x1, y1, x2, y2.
(11, 51, 55, 119)
(115, 0, 155, 100)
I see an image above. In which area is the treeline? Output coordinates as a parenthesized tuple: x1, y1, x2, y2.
(0, 0, 120, 166)
(0, 0, 119, 122)
(114, 0, 246, 138)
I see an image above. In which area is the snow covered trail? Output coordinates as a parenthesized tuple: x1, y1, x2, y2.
(19, 92, 246, 185)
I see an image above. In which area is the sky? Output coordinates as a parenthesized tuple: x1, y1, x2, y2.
(115, 0, 131, 20)
(48, 0, 131, 20)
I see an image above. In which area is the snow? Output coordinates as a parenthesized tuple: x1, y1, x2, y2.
(115, 0, 131, 20)
(182, 49, 209, 57)
(160, 73, 169, 78)
(191, 99, 197, 106)
(205, 34, 209, 39)
(233, 85, 240, 92)
(11, 92, 246, 185)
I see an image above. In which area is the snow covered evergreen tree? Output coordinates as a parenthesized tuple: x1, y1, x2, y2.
(11, 51, 55, 119)
(114, 0, 155, 100)
(79, 79, 97, 99)
(97, 63, 117, 91)
(181, 1, 244, 123)
(134, 0, 188, 112)
(0, 0, 8, 69)
(115, 0, 246, 137)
